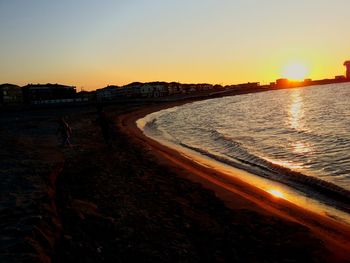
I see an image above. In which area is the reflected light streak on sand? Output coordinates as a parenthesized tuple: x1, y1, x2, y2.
(268, 189, 285, 199)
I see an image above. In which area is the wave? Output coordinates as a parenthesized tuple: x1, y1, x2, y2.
(144, 117, 179, 143)
(179, 142, 350, 213)
(140, 85, 350, 215)
(145, 117, 350, 212)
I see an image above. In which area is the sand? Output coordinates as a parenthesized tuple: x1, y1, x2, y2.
(52, 101, 350, 262)
(116, 101, 350, 262)
(1, 99, 350, 262)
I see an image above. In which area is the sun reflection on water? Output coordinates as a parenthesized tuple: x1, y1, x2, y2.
(263, 157, 303, 170)
(288, 90, 312, 156)
(289, 89, 304, 130)
(291, 141, 312, 154)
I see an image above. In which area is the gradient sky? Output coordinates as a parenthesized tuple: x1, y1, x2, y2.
(0, 0, 349, 90)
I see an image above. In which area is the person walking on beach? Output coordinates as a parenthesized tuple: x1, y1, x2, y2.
(57, 117, 72, 147)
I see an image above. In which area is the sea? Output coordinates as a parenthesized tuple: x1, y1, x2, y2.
(137, 83, 350, 223)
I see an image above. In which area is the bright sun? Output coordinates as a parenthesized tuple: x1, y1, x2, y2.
(282, 62, 309, 81)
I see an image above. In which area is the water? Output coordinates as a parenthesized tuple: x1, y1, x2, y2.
(138, 83, 350, 219)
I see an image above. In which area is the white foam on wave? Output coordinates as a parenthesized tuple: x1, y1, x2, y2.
(137, 102, 350, 225)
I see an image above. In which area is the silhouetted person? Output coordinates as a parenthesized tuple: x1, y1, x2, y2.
(57, 117, 72, 147)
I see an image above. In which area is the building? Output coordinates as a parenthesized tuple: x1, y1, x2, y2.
(236, 82, 260, 89)
(140, 84, 153, 97)
(123, 82, 143, 97)
(77, 90, 95, 103)
(96, 86, 126, 101)
(139, 82, 169, 97)
(22, 83, 76, 104)
(168, 82, 182, 95)
(275, 78, 290, 88)
(304, 78, 312, 84)
(344, 61, 350, 79)
(0, 84, 23, 105)
(335, 75, 345, 80)
(195, 83, 213, 92)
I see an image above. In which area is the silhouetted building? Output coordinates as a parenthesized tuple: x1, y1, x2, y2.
(344, 61, 350, 79)
(276, 78, 289, 88)
(96, 86, 126, 101)
(77, 90, 96, 103)
(0, 84, 23, 105)
(22, 83, 76, 104)
(168, 82, 182, 95)
(123, 82, 143, 97)
(304, 78, 312, 84)
(236, 82, 260, 89)
(141, 82, 169, 97)
(335, 75, 346, 80)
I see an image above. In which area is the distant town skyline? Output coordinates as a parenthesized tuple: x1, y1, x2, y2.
(1, 0, 349, 90)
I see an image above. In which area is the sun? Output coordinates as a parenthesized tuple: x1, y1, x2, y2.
(282, 62, 309, 81)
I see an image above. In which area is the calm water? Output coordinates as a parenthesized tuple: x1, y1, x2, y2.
(141, 83, 350, 213)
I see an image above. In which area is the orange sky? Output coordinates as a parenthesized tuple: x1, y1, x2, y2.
(0, 0, 349, 90)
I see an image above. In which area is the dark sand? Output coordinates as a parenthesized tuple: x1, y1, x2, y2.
(1, 100, 350, 262)
(53, 101, 349, 263)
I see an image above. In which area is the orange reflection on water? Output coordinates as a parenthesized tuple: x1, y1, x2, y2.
(288, 90, 312, 155)
(289, 89, 304, 130)
(263, 157, 303, 169)
(292, 141, 312, 154)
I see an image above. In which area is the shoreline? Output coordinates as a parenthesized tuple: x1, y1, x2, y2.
(3, 97, 350, 262)
(116, 100, 350, 261)
(137, 104, 350, 222)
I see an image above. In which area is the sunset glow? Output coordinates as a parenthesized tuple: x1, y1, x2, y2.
(0, 1, 349, 90)
(2, 1, 350, 262)
(282, 62, 309, 81)
(268, 189, 285, 199)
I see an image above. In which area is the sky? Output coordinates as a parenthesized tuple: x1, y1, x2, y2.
(0, 0, 349, 90)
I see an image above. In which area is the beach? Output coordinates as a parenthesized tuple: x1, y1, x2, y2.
(116, 101, 350, 261)
(3, 1, 350, 262)
(1, 99, 350, 262)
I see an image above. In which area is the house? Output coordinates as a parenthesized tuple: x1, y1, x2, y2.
(140, 83, 155, 97)
(22, 83, 76, 104)
(153, 82, 169, 97)
(236, 82, 260, 89)
(77, 90, 96, 103)
(96, 86, 126, 101)
(140, 82, 169, 97)
(224, 84, 238, 90)
(213, 84, 224, 91)
(0, 84, 23, 105)
(199, 84, 214, 91)
(180, 84, 190, 94)
(123, 82, 143, 97)
(23, 83, 76, 104)
(168, 82, 182, 95)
